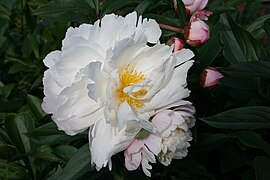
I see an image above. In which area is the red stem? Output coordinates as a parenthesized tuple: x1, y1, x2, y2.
(159, 24, 184, 34)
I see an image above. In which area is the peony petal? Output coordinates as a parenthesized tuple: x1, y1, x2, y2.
(144, 134, 162, 155)
(151, 110, 172, 133)
(137, 16, 162, 43)
(89, 119, 135, 170)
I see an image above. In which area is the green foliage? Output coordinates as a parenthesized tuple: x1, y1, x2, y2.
(0, 0, 269, 179)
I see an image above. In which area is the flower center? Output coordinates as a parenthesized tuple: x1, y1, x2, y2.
(117, 67, 147, 109)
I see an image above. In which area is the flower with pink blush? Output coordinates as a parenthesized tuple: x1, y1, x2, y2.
(200, 67, 224, 88)
(152, 105, 195, 166)
(124, 135, 162, 177)
(174, 0, 208, 15)
(184, 10, 212, 47)
(124, 104, 195, 176)
(173, 37, 185, 52)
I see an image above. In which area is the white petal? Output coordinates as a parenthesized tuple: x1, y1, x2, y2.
(137, 15, 162, 43)
(89, 119, 135, 170)
(144, 134, 162, 155)
(174, 48, 195, 66)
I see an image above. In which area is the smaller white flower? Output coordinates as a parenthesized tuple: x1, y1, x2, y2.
(124, 104, 195, 176)
(153, 104, 195, 165)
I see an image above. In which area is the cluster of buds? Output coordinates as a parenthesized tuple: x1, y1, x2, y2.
(166, 0, 212, 50)
(170, 1, 223, 88)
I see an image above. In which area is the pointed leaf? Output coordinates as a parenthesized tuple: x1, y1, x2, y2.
(56, 144, 93, 180)
(200, 106, 270, 130)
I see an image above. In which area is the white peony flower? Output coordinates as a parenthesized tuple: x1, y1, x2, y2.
(42, 12, 194, 171)
(124, 104, 195, 176)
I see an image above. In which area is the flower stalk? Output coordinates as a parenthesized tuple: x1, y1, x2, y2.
(159, 23, 184, 34)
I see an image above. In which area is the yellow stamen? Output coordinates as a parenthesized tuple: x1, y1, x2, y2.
(117, 67, 147, 109)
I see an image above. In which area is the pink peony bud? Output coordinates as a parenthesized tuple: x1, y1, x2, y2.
(200, 68, 223, 88)
(182, 0, 208, 15)
(173, 37, 185, 52)
(184, 10, 212, 47)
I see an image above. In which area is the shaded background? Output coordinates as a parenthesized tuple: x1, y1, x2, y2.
(0, 0, 270, 179)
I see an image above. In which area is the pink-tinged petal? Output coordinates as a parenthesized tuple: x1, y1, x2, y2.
(144, 134, 162, 155)
(182, 0, 209, 15)
(184, 19, 210, 47)
(198, 0, 209, 11)
(151, 111, 172, 132)
(124, 139, 144, 171)
(124, 149, 142, 170)
(173, 37, 185, 52)
(200, 67, 224, 88)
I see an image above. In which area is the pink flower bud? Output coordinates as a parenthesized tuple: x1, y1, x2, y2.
(182, 0, 208, 15)
(173, 37, 185, 52)
(200, 68, 223, 88)
(184, 10, 212, 47)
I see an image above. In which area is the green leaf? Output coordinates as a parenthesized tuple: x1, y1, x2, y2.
(5, 113, 36, 179)
(263, 18, 270, 37)
(0, 160, 30, 179)
(254, 156, 270, 180)
(223, 61, 270, 77)
(55, 144, 92, 180)
(33, 145, 65, 163)
(29, 122, 62, 136)
(27, 122, 84, 145)
(134, 0, 150, 16)
(200, 106, 270, 130)
(34, 0, 93, 23)
(145, 14, 180, 28)
(27, 94, 46, 120)
(247, 14, 270, 39)
(35, 0, 90, 16)
(54, 145, 78, 162)
(221, 76, 259, 90)
(0, 83, 14, 101)
(101, 0, 141, 16)
(197, 29, 222, 67)
(231, 131, 270, 157)
(220, 14, 266, 63)
(0, 144, 17, 161)
(176, 0, 187, 28)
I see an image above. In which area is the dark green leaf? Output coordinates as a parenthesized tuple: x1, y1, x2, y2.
(223, 61, 270, 77)
(0, 160, 30, 179)
(54, 145, 78, 162)
(0, 83, 14, 101)
(254, 156, 270, 180)
(231, 131, 270, 157)
(197, 29, 222, 67)
(101, 0, 141, 15)
(134, 0, 150, 16)
(33, 145, 65, 163)
(5, 113, 36, 178)
(176, 0, 187, 28)
(200, 106, 270, 129)
(27, 94, 46, 120)
(263, 18, 270, 37)
(220, 14, 266, 63)
(247, 14, 270, 39)
(56, 144, 93, 180)
(145, 14, 180, 28)
(0, 144, 17, 160)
